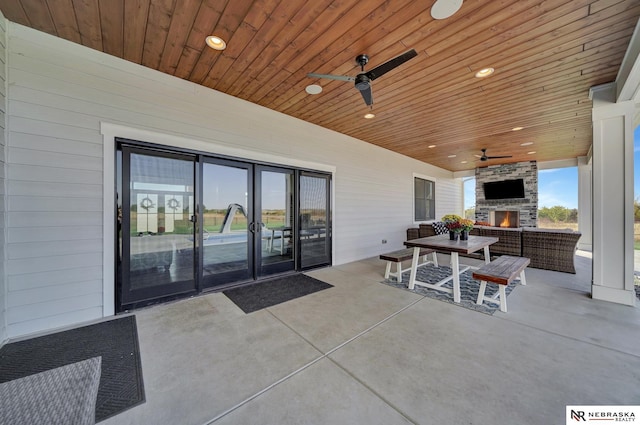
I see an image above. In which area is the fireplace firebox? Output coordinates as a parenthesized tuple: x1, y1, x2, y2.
(490, 210, 519, 228)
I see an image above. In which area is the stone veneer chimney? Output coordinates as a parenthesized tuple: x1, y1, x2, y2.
(475, 161, 538, 228)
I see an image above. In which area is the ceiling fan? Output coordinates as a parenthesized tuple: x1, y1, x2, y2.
(475, 148, 513, 162)
(307, 49, 418, 107)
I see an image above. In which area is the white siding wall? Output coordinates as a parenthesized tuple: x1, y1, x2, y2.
(0, 13, 7, 344)
(5, 23, 459, 338)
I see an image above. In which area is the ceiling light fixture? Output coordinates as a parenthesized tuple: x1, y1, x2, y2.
(448, 154, 457, 158)
(431, 0, 464, 20)
(428, 145, 436, 148)
(475, 67, 494, 78)
(364, 113, 375, 119)
(512, 127, 524, 131)
(528, 151, 536, 155)
(205, 35, 226, 50)
(520, 142, 533, 146)
(305, 84, 322, 95)
(461, 160, 468, 164)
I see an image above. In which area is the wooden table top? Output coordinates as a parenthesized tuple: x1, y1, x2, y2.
(404, 234, 499, 254)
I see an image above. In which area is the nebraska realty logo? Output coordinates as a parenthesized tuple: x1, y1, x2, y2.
(567, 406, 640, 423)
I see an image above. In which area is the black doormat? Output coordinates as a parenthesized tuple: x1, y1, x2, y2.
(223, 274, 333, 313)
(0, 315, 144, 423)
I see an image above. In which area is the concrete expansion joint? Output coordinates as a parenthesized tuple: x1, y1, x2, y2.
(200, 298, 424, 424)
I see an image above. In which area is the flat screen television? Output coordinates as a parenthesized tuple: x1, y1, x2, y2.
(483, 178, 525, 200)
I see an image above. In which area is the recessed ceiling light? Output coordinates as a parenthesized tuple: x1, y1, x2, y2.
(364, 113, 375, 119)
(461, 160, 468, 164)
(205, 35, 226, 50)
(448, 154, 457, 158)
(305, 84, 322, 95)
(428, 145, 436, 148)
(431, 0, 463, 20)
(520, 142, 533, 146)
(528, 151, 536, 155)
(512, 127, 524, 131)
(475, 67, 494, 78)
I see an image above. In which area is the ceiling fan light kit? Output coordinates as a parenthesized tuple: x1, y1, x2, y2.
(307, 49, 418, 107)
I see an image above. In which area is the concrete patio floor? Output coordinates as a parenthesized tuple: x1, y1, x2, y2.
(102, 251, 640, 425)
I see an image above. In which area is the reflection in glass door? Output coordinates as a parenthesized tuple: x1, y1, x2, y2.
(201, 159, 252, 288)
(299, 172, 331, 269)
(120, 148, 197, 309)
(257, 166, 295, 277)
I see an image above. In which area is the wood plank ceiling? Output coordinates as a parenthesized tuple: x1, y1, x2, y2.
(1, 0, 639, 171)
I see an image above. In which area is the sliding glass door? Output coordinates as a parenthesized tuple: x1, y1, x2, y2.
(256, 166, 295, 277)
(299, 171, 332, 269)
(120, 147, 197, 309)
(201, 158, 254, 288)
(117, 140, 332, 311)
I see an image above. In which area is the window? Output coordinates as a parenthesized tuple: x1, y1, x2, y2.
(414, 176, 435, 221)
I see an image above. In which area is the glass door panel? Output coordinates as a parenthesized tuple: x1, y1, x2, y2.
(121, 149, 197, 308)
(201, 159, 252, 288)
(257, 167, 295, 276)
(299, 172, 332, 269)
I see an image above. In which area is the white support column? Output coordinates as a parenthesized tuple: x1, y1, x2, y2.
(590, 84, 636, 306)
(577, 156, 592, 251)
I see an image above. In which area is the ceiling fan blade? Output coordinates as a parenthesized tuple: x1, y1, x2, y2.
(365, 49, 418, 80)
(487, 155, 513, 159)
(359, 84, 373, 106)
(307, 73, 354, 82)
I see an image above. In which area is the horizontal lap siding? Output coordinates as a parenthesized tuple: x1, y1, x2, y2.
(5, 23, 458, 337)
(0, 13, 6, 343)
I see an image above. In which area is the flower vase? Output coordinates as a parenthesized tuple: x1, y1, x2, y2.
(449, 231, 458, 241)
(460, 230, 469, 241)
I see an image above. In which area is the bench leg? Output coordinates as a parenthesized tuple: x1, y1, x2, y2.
(384, 261, 391, 279)
(476, 281, 487, 305)
(519, 270, 527, 286)
(408, 247, 421, 290)
(396, 262, 402, 283)
(432, 252, 438, 267)
(499, 285, 507, 312)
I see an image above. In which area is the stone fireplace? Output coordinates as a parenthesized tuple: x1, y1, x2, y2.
(490, 210, 520, 228)
(475, 161, 538, 228)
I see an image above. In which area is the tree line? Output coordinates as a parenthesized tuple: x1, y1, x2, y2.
(464, 206, 579, 223)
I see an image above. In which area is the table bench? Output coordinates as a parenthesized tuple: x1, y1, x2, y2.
(473, 255, 530, 312)
(380, 248, 437, 282)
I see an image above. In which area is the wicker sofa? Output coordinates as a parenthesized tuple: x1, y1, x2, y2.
(407, 223, 581, 273)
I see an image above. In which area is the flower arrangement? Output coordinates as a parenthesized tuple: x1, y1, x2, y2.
(441, 215, 474, 233)
(441, 214, 463, 232)
(458, 218, 474, 232)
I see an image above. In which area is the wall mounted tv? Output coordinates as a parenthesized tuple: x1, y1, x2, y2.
(483, 178, 525, 200)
